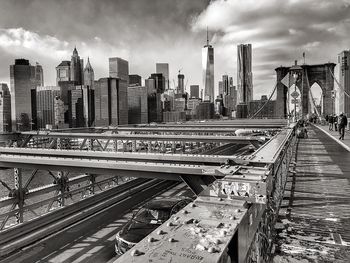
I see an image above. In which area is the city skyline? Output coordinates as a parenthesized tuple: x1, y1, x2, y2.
(0, 0, 350, 99)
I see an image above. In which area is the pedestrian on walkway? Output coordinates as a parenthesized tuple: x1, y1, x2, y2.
(328, 115, 334, 131)
(338, 113, 348, 140)
(334, 114, 338, 131)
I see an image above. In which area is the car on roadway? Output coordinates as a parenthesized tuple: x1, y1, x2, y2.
(115, 197, 192, 255)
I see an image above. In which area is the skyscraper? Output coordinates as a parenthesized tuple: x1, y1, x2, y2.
(202, 30, 214, 102)
(36, 86, 61, 129)
(237, 44, 253, 104)
(128, 85, 148, 124)
(129, 74, 142, 86)
(83, 57, 94, 88)
(10, 59, 43, 131)
(56, 61, 71, 84)
(109, 57, 129, 83)
(70, 47, 84, 85)
(94, 78, 128, 126)
(222, 75, 229, 95)
(338, 50, 350, 117)
(177, 74, 184, 94)
(156, 63, 169, 90)
(190, 85, 199, 98)
(0, 84, 11, 132)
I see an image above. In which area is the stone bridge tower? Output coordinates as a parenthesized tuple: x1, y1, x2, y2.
(275, 62, 336, 118)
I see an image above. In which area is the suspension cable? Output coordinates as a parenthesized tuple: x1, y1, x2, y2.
(329, 68, 350, 98)
(249, 82, 278, 119)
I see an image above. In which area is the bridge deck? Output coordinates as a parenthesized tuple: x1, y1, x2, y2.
(273, 126, 350, 262)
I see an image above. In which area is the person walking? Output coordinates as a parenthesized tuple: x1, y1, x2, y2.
(329, 115, 334, 131)
(338, 113, 348, 140)
(334, 114, 338, 131)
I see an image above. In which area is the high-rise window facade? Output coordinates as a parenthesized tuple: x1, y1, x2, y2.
(237, 44, 253, 104)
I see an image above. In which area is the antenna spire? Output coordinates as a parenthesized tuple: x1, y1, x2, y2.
(206, 26, 209, 46)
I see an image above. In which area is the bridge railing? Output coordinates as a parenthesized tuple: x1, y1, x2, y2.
(115, 125, 297, 263)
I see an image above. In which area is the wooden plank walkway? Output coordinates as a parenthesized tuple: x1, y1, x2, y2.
(273, 126, 350, 263)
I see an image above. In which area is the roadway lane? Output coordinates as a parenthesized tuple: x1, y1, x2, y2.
(0, 183, 193, 263)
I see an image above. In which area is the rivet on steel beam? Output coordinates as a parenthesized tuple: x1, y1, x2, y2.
(173, 216, 179, 221)
(168, 237, 176, 243)
(190, 202, 196, 208)
(167, 222, 173, 227)
(218, 198, 223, 201)
(157, 229, 165, 235)
(230, 215, 237, 220)
(148, 237, 155, 243)
(182, 210, 188, 214)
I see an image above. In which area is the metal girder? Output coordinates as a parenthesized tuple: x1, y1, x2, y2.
(249, 128, 294, 163)
(0, 147, 250, 165)
(0, 155, 224, 180)
(116, 198, 248, 263)
(20, 131, 262, 144)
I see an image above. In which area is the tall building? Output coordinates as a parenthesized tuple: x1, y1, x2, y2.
(56, 61, 71, 84)
(177, 74, 185, 94)
(237, 44, 253, 104)
(218, 81, 223, 96)
(54, 96, 65, 129)
(156, 63, 169, 90)
(83, 57, 94, 88)
(109, 57, 129, 83)
(145, 78, 162, 123)
(249, 95, 276, 118)
(128, 86, 148, 124)
(10, 59, 42, 131)
(338, 50, 350, 116)
(36, 86, 61, 129)
(129, 74, 142, 86)
(222, 75, 229, 94)
(0, 84, 11, 132)
(202, 31, 214, 102)
(68, 87, 85, 128)
(94, 78, 128, 126)
(149, 73, 165, 94)
(190, 85, 199, 98)
(70, 47, 84, 85)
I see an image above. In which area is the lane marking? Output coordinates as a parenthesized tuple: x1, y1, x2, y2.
(313, 125, 350, 152)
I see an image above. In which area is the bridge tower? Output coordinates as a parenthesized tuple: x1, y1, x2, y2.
(275, 62, 336, 117)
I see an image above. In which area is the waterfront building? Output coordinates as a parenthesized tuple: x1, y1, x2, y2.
(338, 50, 350, 116)
(0, 84, 11, 132)
(156, 63, 169, 90)
(202, 31, 214, 102)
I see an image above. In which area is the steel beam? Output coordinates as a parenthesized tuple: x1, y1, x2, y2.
(19, 131, 262, 144)
(0, 147, 250, 165)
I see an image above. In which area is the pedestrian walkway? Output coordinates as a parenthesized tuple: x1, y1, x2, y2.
(315, 124, 350, 152)
(273, 126, 350, 263)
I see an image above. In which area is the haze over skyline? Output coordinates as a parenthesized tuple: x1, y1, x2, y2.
(0, 0, 350, 99)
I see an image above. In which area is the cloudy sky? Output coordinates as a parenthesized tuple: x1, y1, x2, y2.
(0, 0, 349, 99)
